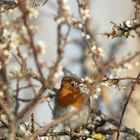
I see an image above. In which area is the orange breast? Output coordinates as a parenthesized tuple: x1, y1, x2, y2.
(57, 88, 84, 108)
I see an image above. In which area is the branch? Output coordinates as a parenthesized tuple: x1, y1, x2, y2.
(116, 50, 140, 67)
(92, 110, 140, 140)
(18, 0, 45, 85)
(17, 87, 47, 121)
(116, 72, 140, 140)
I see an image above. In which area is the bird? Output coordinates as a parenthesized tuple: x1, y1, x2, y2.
(53, 76, 90, 130)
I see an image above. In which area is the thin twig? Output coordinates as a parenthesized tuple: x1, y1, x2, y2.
(31, 113, 35, 133)
(30, 109, 80, 138)
(14, 84, 39, 93)
(102, 76, 140, 83)
(48, 23, 71, 84)
(14, 79, 20, 114)
(42, 0, 49, 6)
(116, 72, 140, 140)
(116, 50, 140, 67)
(19, 0, 45, 85)
(17, 87, 46, 121)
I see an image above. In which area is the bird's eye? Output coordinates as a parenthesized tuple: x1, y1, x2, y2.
(70, 81, 76, 87)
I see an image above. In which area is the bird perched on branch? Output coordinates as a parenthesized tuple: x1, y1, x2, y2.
(53, 76, 90, 130)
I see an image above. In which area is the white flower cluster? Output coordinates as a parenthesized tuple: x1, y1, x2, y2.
(79, 83, 89, 95)
(80, 77, 92, 95)
(0, 113, 8, 126)
(37, 40, 46, 55)
(81, 32, 91, 40)
(54, 65, 64, 80)
(80, 7, 90, 21)
(93, 84, 102, 99)
(29, 8, 39, 18)
(58, 0, 71, 17)
(18, 122, 32, 137)
(56, 0, 72, 24)
(72, 18, 83, 29)
(0, 90, 4, 98)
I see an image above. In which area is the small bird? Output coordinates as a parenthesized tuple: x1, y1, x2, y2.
(53, 76, 90, 130)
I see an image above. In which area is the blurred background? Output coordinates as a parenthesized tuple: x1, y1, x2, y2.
(1, 0, 140, 138)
